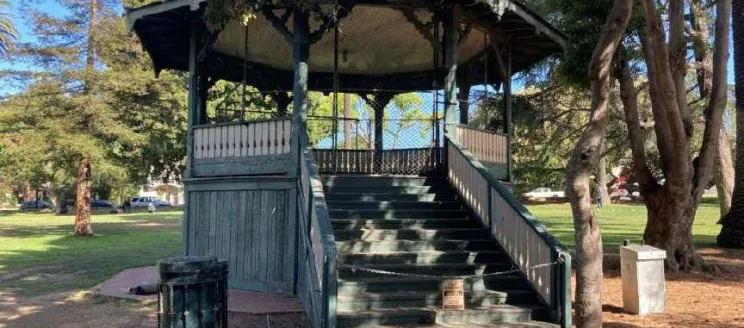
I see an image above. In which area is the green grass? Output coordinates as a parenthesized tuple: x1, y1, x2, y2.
(528, 202, 722, 250)
(0, 211, 182, 296)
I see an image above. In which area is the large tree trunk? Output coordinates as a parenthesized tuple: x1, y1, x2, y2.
(74, 0, 96, 236)
(597, 156, 612, 204)
(636, 0, 730, 269)
(565, 0, 632, 326)
(718, 0, 744, 248)
(715, 127, 734, 216)
(75, 157, 93, 236)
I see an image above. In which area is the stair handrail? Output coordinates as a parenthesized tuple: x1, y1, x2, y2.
(446, 135, 572, 328)
(298, 131, 338, 328)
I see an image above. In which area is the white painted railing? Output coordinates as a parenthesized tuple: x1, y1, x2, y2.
(193, 119, 291, 159)
(447, 137, 571, 327)
(456, 125, 508, 165)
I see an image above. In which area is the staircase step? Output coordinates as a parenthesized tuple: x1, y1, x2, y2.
(377, 323, 558, 328)
(334, 229, 490, 241)
(325, 185, 449, 195)
(326, 201, 463, 210)
(324, 176, 449, 188)
(338, 251, 508, 265)
(337, 290, 538, 311)
(332, 218, 480, 230)
(327, 192, 454, 202)
(338, 263, 514, 279)
(336, 240, 500, 253)
(330, 209, 468, 220)
(337, 276, 530, 294)
(336, 305, 540, 327)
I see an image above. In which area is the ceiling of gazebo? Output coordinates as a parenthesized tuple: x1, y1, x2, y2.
(214, 6, 486, 75)
(126, 0, 567, 91)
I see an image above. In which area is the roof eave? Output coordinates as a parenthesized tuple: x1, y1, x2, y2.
(125, 0, 206, 31)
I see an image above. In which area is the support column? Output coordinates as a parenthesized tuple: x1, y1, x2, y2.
(196, 62, 209, 124)
(458, 83, 471, 125)
(503, 41, 513, 182)
(443, 7, 459, 138)
(291, 10, 310, 177)
(362, 93, 395, 172)
(186, 16, 202, 180)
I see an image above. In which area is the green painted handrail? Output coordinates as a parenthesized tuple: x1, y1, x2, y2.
(299, 131, 337, 328)
(447, 136, 572, 328)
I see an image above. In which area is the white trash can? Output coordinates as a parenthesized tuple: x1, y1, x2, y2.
(620, 243, 666, 315)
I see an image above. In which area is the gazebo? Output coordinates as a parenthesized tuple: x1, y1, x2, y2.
(127, 1, 570, 327)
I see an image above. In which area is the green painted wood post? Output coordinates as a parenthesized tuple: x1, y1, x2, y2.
(442, 7, 459, 139)
(186, 15, 200, 180)
(503, 41, 513, 182)
(291, 10, 310, 178)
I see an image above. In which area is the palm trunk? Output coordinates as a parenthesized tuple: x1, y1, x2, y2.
(718, 0, 744, 248)
(566, 0, 632, 326)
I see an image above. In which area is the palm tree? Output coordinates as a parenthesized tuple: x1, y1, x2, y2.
(0, 0, 18, 55)
(718, 0, 744, 248)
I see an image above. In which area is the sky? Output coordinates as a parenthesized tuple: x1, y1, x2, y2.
(0, 0, 738, 96)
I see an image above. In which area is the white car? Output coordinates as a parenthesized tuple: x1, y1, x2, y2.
(130, 196, 172, 208)
(523, 188, 564, 199)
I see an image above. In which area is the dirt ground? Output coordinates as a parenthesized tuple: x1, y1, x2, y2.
(1, 247, 742, 328)
(598, 247, 744, 328)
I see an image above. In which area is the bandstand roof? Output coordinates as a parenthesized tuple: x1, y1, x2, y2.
(126, 0, 567, 92)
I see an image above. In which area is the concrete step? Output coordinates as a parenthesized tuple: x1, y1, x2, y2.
(334, 229, 491, 241)
(323, 176, 449, 188)
(326, 192, 456, 202)
(337, 276, 531, 295)
(337, 290, 539, 311)
(330, 209, 469, 220)
(338, 251, 509, 265)
(336, 305, 541, 327)
(338, 263, 515, 279)
(326, 201, 463, 210)
(336, 240, 500, 253)
(331, 218, 481, 230)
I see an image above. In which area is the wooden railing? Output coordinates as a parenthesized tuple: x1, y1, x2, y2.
(314, 148, 442, 175)
(191, 118, 292, 176)
(297, 132, 337, 328)
(446, 136, 571, 328)
(456, 125, 508, 165)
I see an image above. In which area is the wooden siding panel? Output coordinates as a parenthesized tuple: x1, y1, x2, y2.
(185, 180, 295, 294)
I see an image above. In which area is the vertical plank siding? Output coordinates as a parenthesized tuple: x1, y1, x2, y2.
(185, 179, 296, 294)
(446, 138, 571, 327)
(456, 125, 508, 165)
(193, 118, 292, 160)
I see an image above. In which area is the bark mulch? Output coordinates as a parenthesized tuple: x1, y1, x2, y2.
(593, 247, 744, 328)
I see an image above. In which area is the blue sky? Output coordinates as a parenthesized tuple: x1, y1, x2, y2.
(1, 0, 738, 96)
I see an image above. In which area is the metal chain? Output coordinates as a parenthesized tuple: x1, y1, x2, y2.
(338, 260, 561, 281)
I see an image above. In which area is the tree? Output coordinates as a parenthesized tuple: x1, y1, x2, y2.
(0, 0, 17, 55)
(620, 0, 730, 269)
(565, 1, 632, 327)
(718, 0, 744, 248)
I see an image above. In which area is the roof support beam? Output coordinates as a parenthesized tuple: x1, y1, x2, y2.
(263, 8, 294, 44)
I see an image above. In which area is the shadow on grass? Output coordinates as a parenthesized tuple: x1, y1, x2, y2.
(0, 216, 182, 297)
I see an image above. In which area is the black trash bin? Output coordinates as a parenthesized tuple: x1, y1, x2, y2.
(157, 256, 228, 328)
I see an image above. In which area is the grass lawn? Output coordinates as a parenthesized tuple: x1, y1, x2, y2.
(0, 211, 182, 297)
(528, 201, 722, 250)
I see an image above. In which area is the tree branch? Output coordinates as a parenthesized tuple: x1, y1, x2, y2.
(693, 0, 731, 199)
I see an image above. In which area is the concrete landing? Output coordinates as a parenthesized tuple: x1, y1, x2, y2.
(92, 266, 310, 328)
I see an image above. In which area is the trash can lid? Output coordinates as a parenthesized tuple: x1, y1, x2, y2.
(620, 244, 667, 260)
(158, 256, 219, 274)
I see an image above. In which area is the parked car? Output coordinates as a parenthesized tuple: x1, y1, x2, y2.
(62, 199, 117, 209)
(19, 200, 54, 212)
(130, 196, 172, 208)
(522, 187, 564, 199)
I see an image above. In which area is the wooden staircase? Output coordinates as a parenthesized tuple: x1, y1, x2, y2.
(324, 175, 558, 328)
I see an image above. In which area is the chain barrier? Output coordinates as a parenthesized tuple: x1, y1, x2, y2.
(338, 259, 562, 281)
